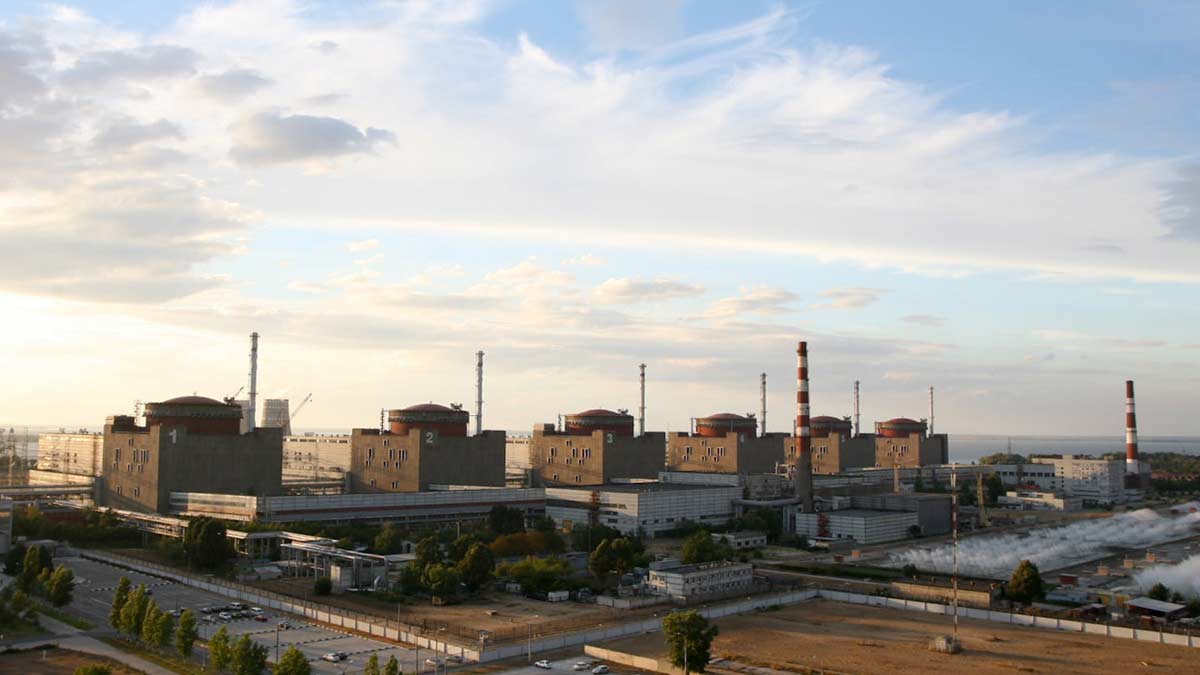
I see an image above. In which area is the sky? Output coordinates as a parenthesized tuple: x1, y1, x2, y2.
(1, 0, 1198, 437)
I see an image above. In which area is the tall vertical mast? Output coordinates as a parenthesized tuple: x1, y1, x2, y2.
(638, 364, 647, 437)
(760, 372, 767, 437)
(247, 332, 259, 432)
(475, 351, 485, 436)
(853, 380, 861, 437)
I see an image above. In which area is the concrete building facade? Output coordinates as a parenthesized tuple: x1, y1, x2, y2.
(100, 396, 283, 514)
(793, 509, 918, 544)
(545, 483, 740, 537)
(283, 435, 352, 480)
(667, 427, 786, 476)
(646, 561, 753, 601)
(35, 432, 104, 477)
(348, 403, 505, 493)
(873, 418, 949, 468)
(993, 456, 1127, 504)
(530, 409, 666, 486)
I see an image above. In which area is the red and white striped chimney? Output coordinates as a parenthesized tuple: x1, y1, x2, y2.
(1125, 380, 1139, 475)
(794, 341, 814, 511)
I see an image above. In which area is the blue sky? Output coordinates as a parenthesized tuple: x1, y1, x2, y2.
(1, 0, 1197, 436)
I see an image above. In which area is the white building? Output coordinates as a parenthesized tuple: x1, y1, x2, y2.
(792, 509, 918, 545)
(998, 490, 1082, 511)
(994, 456, 1126, 504)
(34, 432, 103, 476)
(714, 531, 768, 550)
(645, 561, 753, 601)
(261, 399, 292, 436)
(545, 483, 740, 537)
(282, 435, 352, 480)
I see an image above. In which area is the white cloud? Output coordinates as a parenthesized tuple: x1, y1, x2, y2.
(196, 68, 272, 101)
(902, 314, 945, 327)
(593, 277, 704, 304)
(576, 0, 684, 52)
(812, 287, 886, 310)
(705, 286, 798, 318)
(562, 254, 606, 266)
(230, 112, 395, 166)
(346, 239, 379, 253)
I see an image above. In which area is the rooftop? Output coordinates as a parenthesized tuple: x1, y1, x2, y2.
(548, 482, 737, 494)
(653, 560, 752, 575)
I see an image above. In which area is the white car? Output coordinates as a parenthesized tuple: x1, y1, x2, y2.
(534, 660, 552, 669)
(573, 663, 590, 671)
(322, 652, 348, 663)
(250, 607, 263, 614)
(425, 658, 445, 667)
(218, 612, 232, 621)
(592, 667, 609, 675)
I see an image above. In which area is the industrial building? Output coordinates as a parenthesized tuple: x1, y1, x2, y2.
(261, 398, 292, 435)
(100, 395, 283, 514)
(872, 417, 949, 468)
(529, 409, 666, 486)
(992, 456, 1128, 504)
(788, 493, 951, 544)
(806, 416, 876, 474)
(666, 413, 787, 475)
(545, 482, 741, 537)
(713, 531, 767, 550)
(34, 431, 103, 477)
(283, 435, 351, 481)
(999, 490, 1082, 511)
(645, 561, 753, 601)
(348, 404, 505, 493)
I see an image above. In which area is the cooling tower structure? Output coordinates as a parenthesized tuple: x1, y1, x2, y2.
(793, 341, 814, 512)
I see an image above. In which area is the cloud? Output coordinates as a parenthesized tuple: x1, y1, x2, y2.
(287, 280, 326, 294)
(705, 286, 798, 318)
(1023, 352, 1056, 363)
(902, 314, 945, 327)
(230, 112, 396, 166)
(196, 68, 272, 101)
(562, 254, 606, 266)
(92, 118, 184, 151)
(593, 277, 704, 304)
(346, 239, 379, 253)
(1162, 164, 1200, 240)
(576, 0, 684, 51)
(812, 287, 886, 310)
(61, 44, 197, 87)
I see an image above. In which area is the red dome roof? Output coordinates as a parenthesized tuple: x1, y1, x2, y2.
(811, 415, 844, 423)
(882, 417, 920, 425)
(162, 395, 226, 406)
(401, 403, 459, 413)
(704, 413, 746, 420)
(576, 408, 625, 417)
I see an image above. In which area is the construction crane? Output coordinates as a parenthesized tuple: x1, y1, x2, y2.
(224, 385, 244, 404)
(290, 393, 313, 423)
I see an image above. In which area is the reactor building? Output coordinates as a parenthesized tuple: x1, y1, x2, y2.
(348, 403, 505, 492)
(100, 395, 283, 514)
(666, 413, 789, 475)
(528, 408, 666, 486)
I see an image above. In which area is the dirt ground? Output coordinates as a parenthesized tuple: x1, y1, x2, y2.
(602, 600, 1199, 675)
(254, 577, 643, 643)
(0, 647, 144, 675)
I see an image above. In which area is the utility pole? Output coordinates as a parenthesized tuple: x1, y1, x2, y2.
(951, 463, 960, 639)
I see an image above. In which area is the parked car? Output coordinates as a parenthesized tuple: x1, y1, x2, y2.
(425, 658, 445, 668)
(168, 609, 182, 617)
(254, 615, 269, 622)
(592, 666, 609, 675)
(218, 612, 232, 621)
(534, 660, 552, 669)
(250, 607, 264, 614)
(199, 607, 212, 614)
(321, 652, 347, 663)
(278, 621, 294, 629)
(573, 663, 590, 671)
(446, 655, 463, 664)
(229, 602, 244, 610)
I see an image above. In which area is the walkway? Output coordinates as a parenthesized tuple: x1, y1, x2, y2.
(2, 612, 178, 675)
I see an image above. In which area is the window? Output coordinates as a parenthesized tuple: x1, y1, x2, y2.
(114, 448, 121, 461)
(391, 481, 399, 489)
(575, 475, 581, 483)
(552, 473, 559, 482)
(382, 461, 389, 469)
(368, 447, 375, 459)
(383, 439, 390, 446)
(550, 447, 557, 457)
(583, 448, 591, 458)
(389, 448, 395, 459)
(685, 446, 692, 454)
(572, 448, 579, 457)
(567, 458, 573, 465)
(370, 479, 376, 487)
(401, 449, 409, 461)
(546, 457, 553, 464)
(132, 487, 140, 497)
(365, 459, 372, 467)
(115, 485, 123, 495)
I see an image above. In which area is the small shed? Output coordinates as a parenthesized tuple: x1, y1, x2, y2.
(1124, 597, 1187, 621)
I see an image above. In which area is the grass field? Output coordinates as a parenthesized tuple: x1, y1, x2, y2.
(601, 599, 1198, 675)
(0, 646, 145, 675)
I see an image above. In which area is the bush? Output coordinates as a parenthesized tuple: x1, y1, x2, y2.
(313, 576, 332, 596)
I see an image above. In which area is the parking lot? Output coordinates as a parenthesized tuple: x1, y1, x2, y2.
(62, 556, 456, 675)
(487, 655, 637, 675)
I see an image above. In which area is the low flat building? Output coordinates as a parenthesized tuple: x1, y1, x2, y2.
(892, 579, 1001, 609)
(659, 471, 793, 500)
(994, 456, 1126, 504)
(530, 410, 666, 486)
(646, 561, 753, 601)
(1123, 597, 1188, 622)
(545, 483, 740, 537)
(792, 509, 918, 544)
(713, 531, 767, 550)
(998, 490, 1082, 511)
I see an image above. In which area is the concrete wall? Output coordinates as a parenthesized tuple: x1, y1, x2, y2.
(666, 433, 782, 475)
(810, 434, 875, 475)
(532, 428, 666, 486)
(350, 428, 504, 493)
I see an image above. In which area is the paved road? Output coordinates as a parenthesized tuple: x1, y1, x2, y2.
(62, 555, 450, 675)
(484, 654, 643, 675)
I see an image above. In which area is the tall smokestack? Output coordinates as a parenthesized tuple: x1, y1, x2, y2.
(475, 351, 484, 436)
(853, 380, 861, 437)
(638, 364, 647, 436)
(794, 341, 814, 511)
(760, 372, 767, 437)
(1125, 380, 1138, 474)
(247, 332, 259, 432)
(929, 386, 935, 436)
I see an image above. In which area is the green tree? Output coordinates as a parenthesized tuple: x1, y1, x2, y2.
(680, 531, 732, 565)
(985, 474, 1005, 505)
(73, 666, 112, 675)
(18, 545, 44, 592)
(47, 565, 75, 607)
(275, 646, 312, 675)
(141, 602, 162, 644)
(589, 539, 620, 583)
(957, 481, 977, 507)
(398, 563, 423, 595)
(488, 505, 525, 534)
(4, 542, 26, 576)
(979, 452, 1028, 465)
(415, 536, 442, 569)
(231, 634, 269, 675)
(176, 609, 198, 659)
(384, 655, 400, 675)
(313, 576, 332, 596)
(119, 586, 149, 638)
(1007, 560, 1045, 605)
(109, 576, 132, 629)
(373, 523, 405, 555)
(570, 524, 621, 553)
(498, 557, 571, 595)
(184, 517, 230, 570)
(1147, 582, 1171, 601)
(421, 563, 461, 601)
(153, 611, 175, 650)
(663, 610, 718, 674)
(608, 538, 639, 575)
(364, 654, 381, 675)
(209, 626, 233, 672)
(448, 534, 481, 563)
(531, 515, 557, 533)
(901, 564, 918, 578)
(457, 542, 494, 591)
